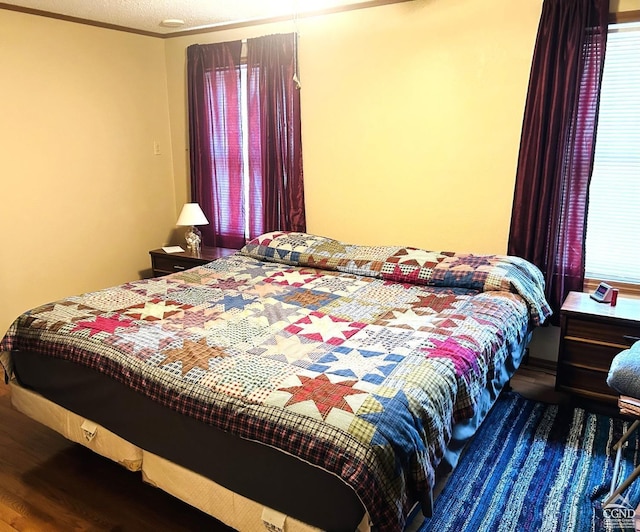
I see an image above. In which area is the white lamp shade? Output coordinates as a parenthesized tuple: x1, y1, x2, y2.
(176, 203, 209, 226)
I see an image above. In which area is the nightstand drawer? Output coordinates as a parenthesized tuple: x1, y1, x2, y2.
(152, 255, 194, 274)
(149, 247, 237, 278)
(556, 364, 613, 401)
(561, 339, 621, 372)
(565, 317, 640, 348)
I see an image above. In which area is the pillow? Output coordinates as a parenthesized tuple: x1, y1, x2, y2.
(241, 231, 552, 326)
(607, 342, 640, 398)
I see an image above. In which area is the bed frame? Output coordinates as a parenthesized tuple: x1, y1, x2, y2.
(7, 330, 530, 531)
(2, 232, 551, 530)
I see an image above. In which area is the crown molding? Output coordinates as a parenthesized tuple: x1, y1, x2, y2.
(0, 0, 417, 39)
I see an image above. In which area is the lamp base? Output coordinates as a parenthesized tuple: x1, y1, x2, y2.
(184, 226, 202, 255)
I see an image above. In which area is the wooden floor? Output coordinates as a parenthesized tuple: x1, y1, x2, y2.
(0, 383, 232, 532)
(0, 361, 565, 531)
(508, 359, 569, 404)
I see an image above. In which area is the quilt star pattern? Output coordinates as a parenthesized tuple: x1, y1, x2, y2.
(0, 231, 551, 532)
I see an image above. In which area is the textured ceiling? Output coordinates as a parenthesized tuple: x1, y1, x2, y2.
(1, 0, 381, 36)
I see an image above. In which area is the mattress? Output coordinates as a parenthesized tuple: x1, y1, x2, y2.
(1, 231, 551, 531)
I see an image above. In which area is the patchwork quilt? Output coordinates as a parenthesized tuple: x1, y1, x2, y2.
(0, 232, 551, 532)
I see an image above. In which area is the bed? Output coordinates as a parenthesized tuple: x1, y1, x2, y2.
(0, 231, 551, 531)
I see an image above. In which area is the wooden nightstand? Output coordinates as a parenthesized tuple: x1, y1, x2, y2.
(556, 291, 640, 404)
(149, 246, 237, 277)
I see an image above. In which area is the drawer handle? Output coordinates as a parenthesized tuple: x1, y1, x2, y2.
(623, 335, 640, 345)
(173, 265, 186, 270)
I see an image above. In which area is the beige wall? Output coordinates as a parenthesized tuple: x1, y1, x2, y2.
(0, 9, 175, 334)
(165, 0, 640, 255)
(165, 0, 543, 254)
(612, 0, 640, 11)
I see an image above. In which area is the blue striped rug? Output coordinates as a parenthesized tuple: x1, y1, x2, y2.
(419, 392, 640, 532)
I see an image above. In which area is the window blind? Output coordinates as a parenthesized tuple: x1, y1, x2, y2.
(585, 22, 640, 284)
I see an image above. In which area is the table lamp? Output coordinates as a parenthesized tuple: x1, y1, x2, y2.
(176, 203, 209, 254)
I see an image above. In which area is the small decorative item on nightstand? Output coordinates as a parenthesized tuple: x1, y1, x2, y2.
(590, 281, 615, 303)
(176, 203, 209, 255)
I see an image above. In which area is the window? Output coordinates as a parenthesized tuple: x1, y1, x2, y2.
(187, 35, 305, 250)
(585, 21, 640, 285)
(203, 60, 251, 241)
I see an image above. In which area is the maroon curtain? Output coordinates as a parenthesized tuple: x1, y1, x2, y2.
(247, 33, 306, 238)
(187, 41, 246, 249)
(507, 0, 608, 322)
